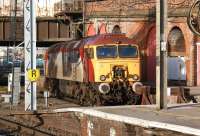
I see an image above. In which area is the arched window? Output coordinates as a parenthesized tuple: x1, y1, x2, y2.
(112, 25, 121, 34)
(99, 23, 107, 34)
(168, 27, 186, 56)
(86, 24, 96, 36)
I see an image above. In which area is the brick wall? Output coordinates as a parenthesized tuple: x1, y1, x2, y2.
(79, 114, 193, 136)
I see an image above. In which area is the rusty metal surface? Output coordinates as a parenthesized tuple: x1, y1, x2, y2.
(60, 23, 70, 38)
(38, 22, 49, 41)
(0, 22, 3, 40)
(0, 17, 71, 42)
(49, 22, 59, 39)
(4, 21, 11, 41)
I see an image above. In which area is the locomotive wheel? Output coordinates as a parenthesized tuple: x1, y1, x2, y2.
(80, 88, 86, 105)
(94, 94, 102, 106)
(48, 79, 60, 97)
(126, 89, 136, 104)
(125, 88, 141, 105)
(74, 85, 81, 99)
(88, 91, 94, 105)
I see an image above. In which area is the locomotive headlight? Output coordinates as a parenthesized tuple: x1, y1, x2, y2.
(100, 75, 106, 81)
(133, 74, 139, 80)
(98, 83, 110, 94)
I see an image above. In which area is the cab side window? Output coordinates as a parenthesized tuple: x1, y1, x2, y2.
(69, 50, 80, 63)
(84, 48, 94, 59)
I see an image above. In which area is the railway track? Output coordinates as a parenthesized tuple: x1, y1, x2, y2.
(0, 113, 57, 136)
(0, 96, 82, 136)
(0, 85, 155, 135)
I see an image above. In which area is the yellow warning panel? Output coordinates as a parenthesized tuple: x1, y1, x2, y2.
(28, 69, 40, 82)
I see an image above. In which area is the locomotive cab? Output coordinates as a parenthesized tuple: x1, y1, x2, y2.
(84, 43, 141, 94)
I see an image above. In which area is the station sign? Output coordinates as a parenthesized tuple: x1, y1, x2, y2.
(28, 69, 40, 82)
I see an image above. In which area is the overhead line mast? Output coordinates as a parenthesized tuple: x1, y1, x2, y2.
(24, 0, 37, 111)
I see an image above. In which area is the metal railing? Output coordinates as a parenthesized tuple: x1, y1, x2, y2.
(54, 0, 83, 14)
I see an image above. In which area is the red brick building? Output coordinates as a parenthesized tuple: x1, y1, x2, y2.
(85, 0, 199, 86)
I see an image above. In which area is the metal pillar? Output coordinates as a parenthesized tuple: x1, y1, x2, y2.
(82, 0, 85, 37)
(156, 0, 168, 109)
(12, 67, 21, 105)
(24, 0, 37, 111)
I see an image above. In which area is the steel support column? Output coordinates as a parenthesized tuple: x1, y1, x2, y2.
(156, 0, 168, 109)
(24, 0, 37, 111)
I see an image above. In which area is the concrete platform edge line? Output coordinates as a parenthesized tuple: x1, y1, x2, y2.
(54, 108, 200, 136)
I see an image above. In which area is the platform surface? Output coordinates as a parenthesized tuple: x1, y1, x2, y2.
(55, 103, 200, 136)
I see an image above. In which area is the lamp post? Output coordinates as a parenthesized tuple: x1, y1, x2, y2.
(156, 0, 168, 109)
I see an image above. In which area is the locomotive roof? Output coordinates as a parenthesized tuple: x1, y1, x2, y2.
(47, 34, 137, 53)
(84, 33, 137, 45)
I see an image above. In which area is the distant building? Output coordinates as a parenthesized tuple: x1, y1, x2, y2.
(85, 0, 199, 86)
(0, 0, 78, 46)
(0, 0, 55, 17)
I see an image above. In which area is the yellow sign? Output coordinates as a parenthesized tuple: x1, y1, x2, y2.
(28, 69, 40, 82)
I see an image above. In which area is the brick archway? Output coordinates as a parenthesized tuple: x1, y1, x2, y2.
(86, 24, 96, 36)
(167, 26, 187, 84)
(146, 27, 156, 84)
(99, 23, 107, 34)
(112, 25, 121, 34)
(168, 27, 186, 56)
(167, 23, 194, 85)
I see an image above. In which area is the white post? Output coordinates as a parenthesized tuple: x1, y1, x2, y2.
(24, 0, 37, 111)
(8, 73, 12, 92)
(196, 43, 200, 86)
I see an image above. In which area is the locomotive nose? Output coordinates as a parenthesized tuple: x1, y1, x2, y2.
(112, 65, 127, 79)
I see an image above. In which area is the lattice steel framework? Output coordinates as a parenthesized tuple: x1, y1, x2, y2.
(24, 0, 37, 111)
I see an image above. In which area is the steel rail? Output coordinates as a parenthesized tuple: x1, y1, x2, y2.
(0, 115, 56, 136)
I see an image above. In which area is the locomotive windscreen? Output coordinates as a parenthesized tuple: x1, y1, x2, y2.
(96, 46, 117, 58)
(96, 45, 138, 58)
(118, 45, 138, 58)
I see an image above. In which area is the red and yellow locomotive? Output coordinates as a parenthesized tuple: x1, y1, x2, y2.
(44, 34, 142, 105)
